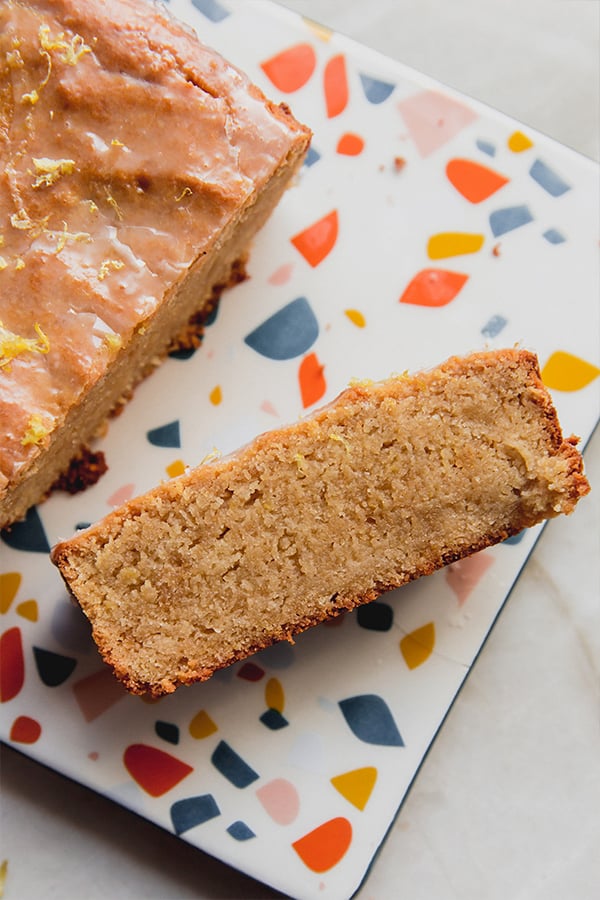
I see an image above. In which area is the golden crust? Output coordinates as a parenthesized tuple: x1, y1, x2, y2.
(52, 349, 589, 540)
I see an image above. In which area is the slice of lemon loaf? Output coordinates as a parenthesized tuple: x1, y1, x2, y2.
(51, 349, 589, 696)
(0, 0, 311, 528)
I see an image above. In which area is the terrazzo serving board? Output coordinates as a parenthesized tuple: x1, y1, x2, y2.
(1, 1, 599, 898)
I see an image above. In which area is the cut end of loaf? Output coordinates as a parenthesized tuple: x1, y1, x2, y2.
(51, 348, 590, 696)
(0, 0, 311, 529)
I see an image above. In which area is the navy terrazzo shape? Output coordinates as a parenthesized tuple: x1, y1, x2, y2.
(211, 740, 259, 788)
(1, 506, 50, 553)
(476, 138, 496, 157)
(146, 420, 181, 448)
(339, 694, 404, 747)
(170, 794, 220, 835)
(227, 820, 256, 841)
(33, 646, 77, 687)
(529, 159, 571, 197)
(244, 297, 318, 360)
(356, 601, 393, 632)
(260, 708, 289, 731)
(481, 314, 508, 339)
(543, 228, 566, 244)
(489, 205, 534, 237)
(168, 346, 196, 361)
(155, 721, 180, 745)
(359, 73, 395, 104)
(191, 0, 230, 22)
(304, 146, 321, 167)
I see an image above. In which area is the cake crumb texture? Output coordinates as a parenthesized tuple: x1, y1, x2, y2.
(52, 349, 590, 696)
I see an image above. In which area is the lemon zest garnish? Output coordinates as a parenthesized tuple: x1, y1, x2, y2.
(0, 257, 7, 271)
(10, 210, 32, 231)
(21, 413, 52, 447)
(9, 209, 51, 237)
(39, 50, 52, 87)
(85, 200, 98, 213)
(174, 187, 193, 202)
(51, 221, 91, 254)
(103, 333, 122, 351)
(328, 432, 351, 453)
(14, 258, 25, 271)
(348, 377, 373, 388)
(38, 25, 91, 65)
(199, 447, 221, 466)
(111, 138, 124, 147)
(32, 157, 75, 188)
(21, 89, 39, 105)
(293, 452, 308, 475)
(105, 191, 123, 220)
(19, 45, 52, 104)
(0, 236, 4, 247)
(98, 259, 124, 280)
(10, 209, 33, 230)
(0, 321, 50, 370)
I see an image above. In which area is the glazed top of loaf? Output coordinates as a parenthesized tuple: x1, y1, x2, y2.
(0, 0, 307, 493)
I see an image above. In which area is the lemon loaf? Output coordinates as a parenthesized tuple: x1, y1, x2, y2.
(0, 0, 311, 528)
(51, 349, 589, 696)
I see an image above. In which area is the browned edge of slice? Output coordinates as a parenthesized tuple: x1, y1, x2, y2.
(51, 349, 591, 696)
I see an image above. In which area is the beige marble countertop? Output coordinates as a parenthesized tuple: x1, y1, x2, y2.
(2, 2, 598, 898)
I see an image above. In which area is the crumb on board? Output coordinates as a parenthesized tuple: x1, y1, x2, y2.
(52, 446, 108, 494)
